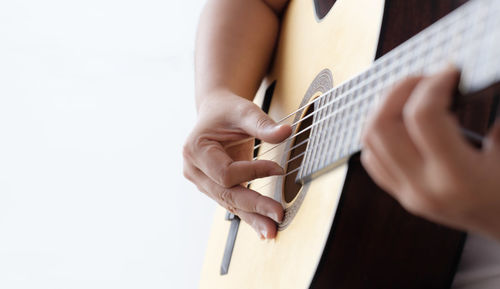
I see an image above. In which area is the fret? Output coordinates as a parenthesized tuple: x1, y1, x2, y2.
(473, 5, 498, 90)
(320, 91, 336, 170)
(342, 113, 356, 157)
(321, 91, 337, 169)
(298, 0, 500, 182)
(460, 3, 488, 93)
(310, 94, 327, 173)
(322, 88, 340, 169)
(305, 98, 322, 176)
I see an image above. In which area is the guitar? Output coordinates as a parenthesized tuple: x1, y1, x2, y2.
(200, 0, 500, 288)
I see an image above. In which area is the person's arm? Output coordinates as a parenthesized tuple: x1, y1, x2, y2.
(195, 0, 288, 106)
(183, 0, 291, 239)
(361, 67, 500, 242)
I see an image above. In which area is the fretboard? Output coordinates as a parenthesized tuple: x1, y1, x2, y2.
(298, 0, 500, 182)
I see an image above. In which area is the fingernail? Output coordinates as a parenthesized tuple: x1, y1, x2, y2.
(267, 212, 281, 223)
(260, 228, 269, 240)
(265, 124, 281, 134)
(271, 166, 284, 175)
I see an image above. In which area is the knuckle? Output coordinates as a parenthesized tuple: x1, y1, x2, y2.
(370, 114, 385, 131)
(404, 99, 431, 125)
(361, 128, 373, 146)
(362, 119, 379, 147)
(252, 194, 264, 213)
(182, 141, 192, 160)
(398, 190, 425, 216)
(360, 151, 370, 167)
(182, 167, 192, 182)
(226, 205, 237, 215)
(405, 82, 437, 123)
(192, 134, 207, 151)
(235, 100, 254, 117)
(219, 188, 234, 206)
(398, 188, 444, 218)
(184, 133, 208, 161)
(256, 115, 272, 130)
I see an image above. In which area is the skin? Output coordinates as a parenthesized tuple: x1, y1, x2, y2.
(361, 67, 500, 242)
(184, 0, 500, 241)
(183, 0, 292, 239)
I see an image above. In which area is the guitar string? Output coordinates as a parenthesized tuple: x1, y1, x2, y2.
(249, 120, 487, 193)
(248, 105, 376, 189)
(251, 24, 484, 163)
(253, 85, 383, 162)
(247, 150, 307, 186)
(252, 47, 454, 159)
(251, 78, 388, 161)
(248, 2, 480, 158)
(250, 2, 494, 194)
(249, 42, 491, 191)
(259, 25, 495, 176)
(245, 2, 490, 193)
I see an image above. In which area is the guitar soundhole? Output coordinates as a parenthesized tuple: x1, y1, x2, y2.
(283, 103, 314, 203)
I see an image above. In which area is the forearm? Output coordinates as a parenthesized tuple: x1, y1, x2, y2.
(195, 0, 287, 110)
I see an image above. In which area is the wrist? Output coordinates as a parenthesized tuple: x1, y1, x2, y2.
(196, 88, 250, 115)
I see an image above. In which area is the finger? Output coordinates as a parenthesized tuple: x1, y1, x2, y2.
(403, 66, 474, 163)
(199, 141, 284, 187)
(362, 76, 423, 180)
(190, 164, 284, 223)
(361, 148, 403, 196)
(226, 137, 254, 161)
(484, 120, 500, 153)
(224, 160, 284, 186)
(236, 210, 278, 239)
(372, 76, 423, 120)
(191, 139, 284, 187)
(218, 185, 284, 223)
(362, 123, 423, 184)
(236, 102, 292, 144)
(185, 161, 278, 238)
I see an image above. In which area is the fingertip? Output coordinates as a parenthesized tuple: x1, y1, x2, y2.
(443, 63, 461, 75)
(278, 123, 293, 137)
(269, 163, 285, 176)
(434, 64, 461, 86)
(238, 210, 278, 240)
(260, 219, 278, 239)
(266, 204, 284, 224)
(261, 123, 292, 144)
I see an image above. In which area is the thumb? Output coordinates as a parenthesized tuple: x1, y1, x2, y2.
(238, 102, 292, 144)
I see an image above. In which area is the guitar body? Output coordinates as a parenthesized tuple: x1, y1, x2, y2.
(200, 0, 496, 288)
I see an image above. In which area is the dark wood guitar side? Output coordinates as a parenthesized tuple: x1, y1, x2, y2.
(310, 1, 499, 288)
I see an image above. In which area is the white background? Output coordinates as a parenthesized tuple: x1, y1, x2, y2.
(0, 0, 214, 288)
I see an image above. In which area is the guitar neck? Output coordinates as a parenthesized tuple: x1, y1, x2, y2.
(298, 0, 500, 183)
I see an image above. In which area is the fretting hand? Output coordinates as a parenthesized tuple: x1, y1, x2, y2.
(183, 91, 291, 239)
(361, 67, 500, 241)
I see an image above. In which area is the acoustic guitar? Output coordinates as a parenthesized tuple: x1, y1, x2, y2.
(200, 0, 500, 288)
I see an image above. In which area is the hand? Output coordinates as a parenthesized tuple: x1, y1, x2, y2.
(361, 67, 500, 241)
(183, 91, 292, 239)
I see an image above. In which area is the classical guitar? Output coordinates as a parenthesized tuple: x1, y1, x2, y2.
(200, 0, 500, 288)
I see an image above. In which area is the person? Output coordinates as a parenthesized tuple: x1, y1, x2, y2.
(183, 0, 500, 286)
